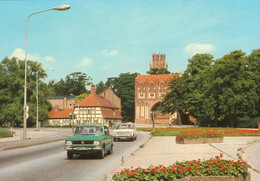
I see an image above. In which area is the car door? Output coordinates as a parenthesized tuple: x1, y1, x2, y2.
(104, 126, 112, 151)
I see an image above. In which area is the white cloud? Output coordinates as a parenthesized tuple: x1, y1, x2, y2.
(75, 57, 93, 69)
(102, 49, 119, 57)
(10, 48, 56, 63)
(184, 43, 216, 55)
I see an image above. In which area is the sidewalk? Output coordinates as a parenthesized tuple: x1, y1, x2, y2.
(0, 128, 71, 151)
(108, 136, 260, 181)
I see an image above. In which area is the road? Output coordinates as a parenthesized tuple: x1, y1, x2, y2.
(0, 131, 150, 181)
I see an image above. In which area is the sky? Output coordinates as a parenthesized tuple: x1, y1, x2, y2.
(0, 0, 259, 87)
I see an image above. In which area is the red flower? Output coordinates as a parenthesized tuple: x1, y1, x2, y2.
(188, 167, 193, 170)
(172, 169, 176, 172)
(215, 156, 219, 159)
(223, 169, 226, 172)
(128, 172, 135, 177)
(220, 153, 223, 158)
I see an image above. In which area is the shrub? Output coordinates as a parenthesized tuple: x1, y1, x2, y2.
(113, 154, 248, 181)
(0, 129, 13, 138)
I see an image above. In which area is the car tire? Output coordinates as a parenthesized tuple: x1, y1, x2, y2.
(98, 146, 105, 159)
(67, 151, 73, 159)
(108, 145, 113, 155)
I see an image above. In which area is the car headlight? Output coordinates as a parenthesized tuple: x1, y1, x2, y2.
(93, 141, 100, 145)
(130, 132, 133, 136)
(66, 140, 72, 145)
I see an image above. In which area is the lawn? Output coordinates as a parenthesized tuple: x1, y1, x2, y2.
(137, 127, 260, 137)
(0, 128, 13, 138)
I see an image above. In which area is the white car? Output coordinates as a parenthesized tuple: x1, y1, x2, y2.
(113, 123, 137, 141)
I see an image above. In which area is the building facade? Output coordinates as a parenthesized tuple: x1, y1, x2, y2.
(46, 96, 76, 109)
(46, 86, 122, 127)
(135, 74, 179, 125)
(72, 85, 122, 127)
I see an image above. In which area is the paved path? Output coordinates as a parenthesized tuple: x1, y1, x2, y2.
(109, 136, 260, 181)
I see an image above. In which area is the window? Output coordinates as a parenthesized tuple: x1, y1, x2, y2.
(141, 106, 144, 117)
(149, 93, 155, 98)
(139, 93, 145, 98)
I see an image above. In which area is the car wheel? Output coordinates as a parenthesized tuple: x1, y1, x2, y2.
(108, 145, 113, 155)
(98, 146, 105, 159)
(67, 151, 73, 159)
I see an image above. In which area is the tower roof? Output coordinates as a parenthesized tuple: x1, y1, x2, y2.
(136, 74, 179, 84)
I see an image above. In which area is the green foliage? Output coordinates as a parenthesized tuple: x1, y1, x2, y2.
(0, 129, 13, 138)
(48, 72, 92, 96)
(0, 57, 53, 127)
(237, 117, 260, 128)
(95, 81, 106, 94)
(160, 50, 259, 127)
(147, 68, 170, 75)
(105, 72, 139, 122)
(75, 93, 89, 104)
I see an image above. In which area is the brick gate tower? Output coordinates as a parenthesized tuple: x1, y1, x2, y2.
(135, 53, 179, 125)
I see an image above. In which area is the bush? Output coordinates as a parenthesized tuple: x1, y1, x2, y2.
(237, 117, 260, 128)
(0, 129, 13, 138)
(113, 154, 248, 181)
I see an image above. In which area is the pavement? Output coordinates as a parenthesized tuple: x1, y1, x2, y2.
(1, 128, 260, 181)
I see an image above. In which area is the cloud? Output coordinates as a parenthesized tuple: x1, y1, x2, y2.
(184, 43, 216, 55)
(75, 57, 93, 69)
(10, 48, 56, 63)
(102, 49, 119, 57)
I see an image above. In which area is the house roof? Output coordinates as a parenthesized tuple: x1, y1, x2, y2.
(136, 74, 179, 84)
(78, 94, 118, 108)
(48, 108, 73, 119)
(101, 108, 122, 119)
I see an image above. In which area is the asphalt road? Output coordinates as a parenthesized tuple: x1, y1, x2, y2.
(0, 131, 150, 181)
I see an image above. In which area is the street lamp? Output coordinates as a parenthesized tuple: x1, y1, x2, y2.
(23, 5, 70, 140)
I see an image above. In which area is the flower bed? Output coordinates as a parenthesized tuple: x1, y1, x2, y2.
(113, 154, 249, 181)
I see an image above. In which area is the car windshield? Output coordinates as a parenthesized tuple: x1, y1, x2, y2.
(116, 124, 134, 129)
(75, 126, 103, 135)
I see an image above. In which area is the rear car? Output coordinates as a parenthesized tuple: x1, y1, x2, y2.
(113, 123, 137, 141)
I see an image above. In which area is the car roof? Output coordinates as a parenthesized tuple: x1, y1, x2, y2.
(76, 124, 105, 127)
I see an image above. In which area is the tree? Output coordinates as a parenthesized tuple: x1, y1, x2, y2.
(147, 68, 170, 75)
(105, 72, 139, 122)
(247, 49, 260, 116)
(160, 50, 259, 127)
(48, 72, 92, 96)
(0, 57, 53, 127)
(95, 81, 106, 94)
(210, 50, 258, 127)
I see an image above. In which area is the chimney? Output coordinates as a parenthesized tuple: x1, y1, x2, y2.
(91, 85, 96, 94)
(54, 105, 59, 111)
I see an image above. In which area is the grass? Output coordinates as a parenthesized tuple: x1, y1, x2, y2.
(0, 128, 13, 138)
(137, 127, 260, 137)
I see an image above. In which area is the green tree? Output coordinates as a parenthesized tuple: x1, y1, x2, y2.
(211, 50, 258, 127)
(247, 49, 260, 116)
(105, 72, 139, 122)
(48, 72, 92, 96)
(0, 57, 53, 127)
(147, 68, 170, 75)
(95, 81, 106, 94)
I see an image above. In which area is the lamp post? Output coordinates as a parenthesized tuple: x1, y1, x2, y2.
(27, 85, 38, 131)
(23, 5, 70, 140)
